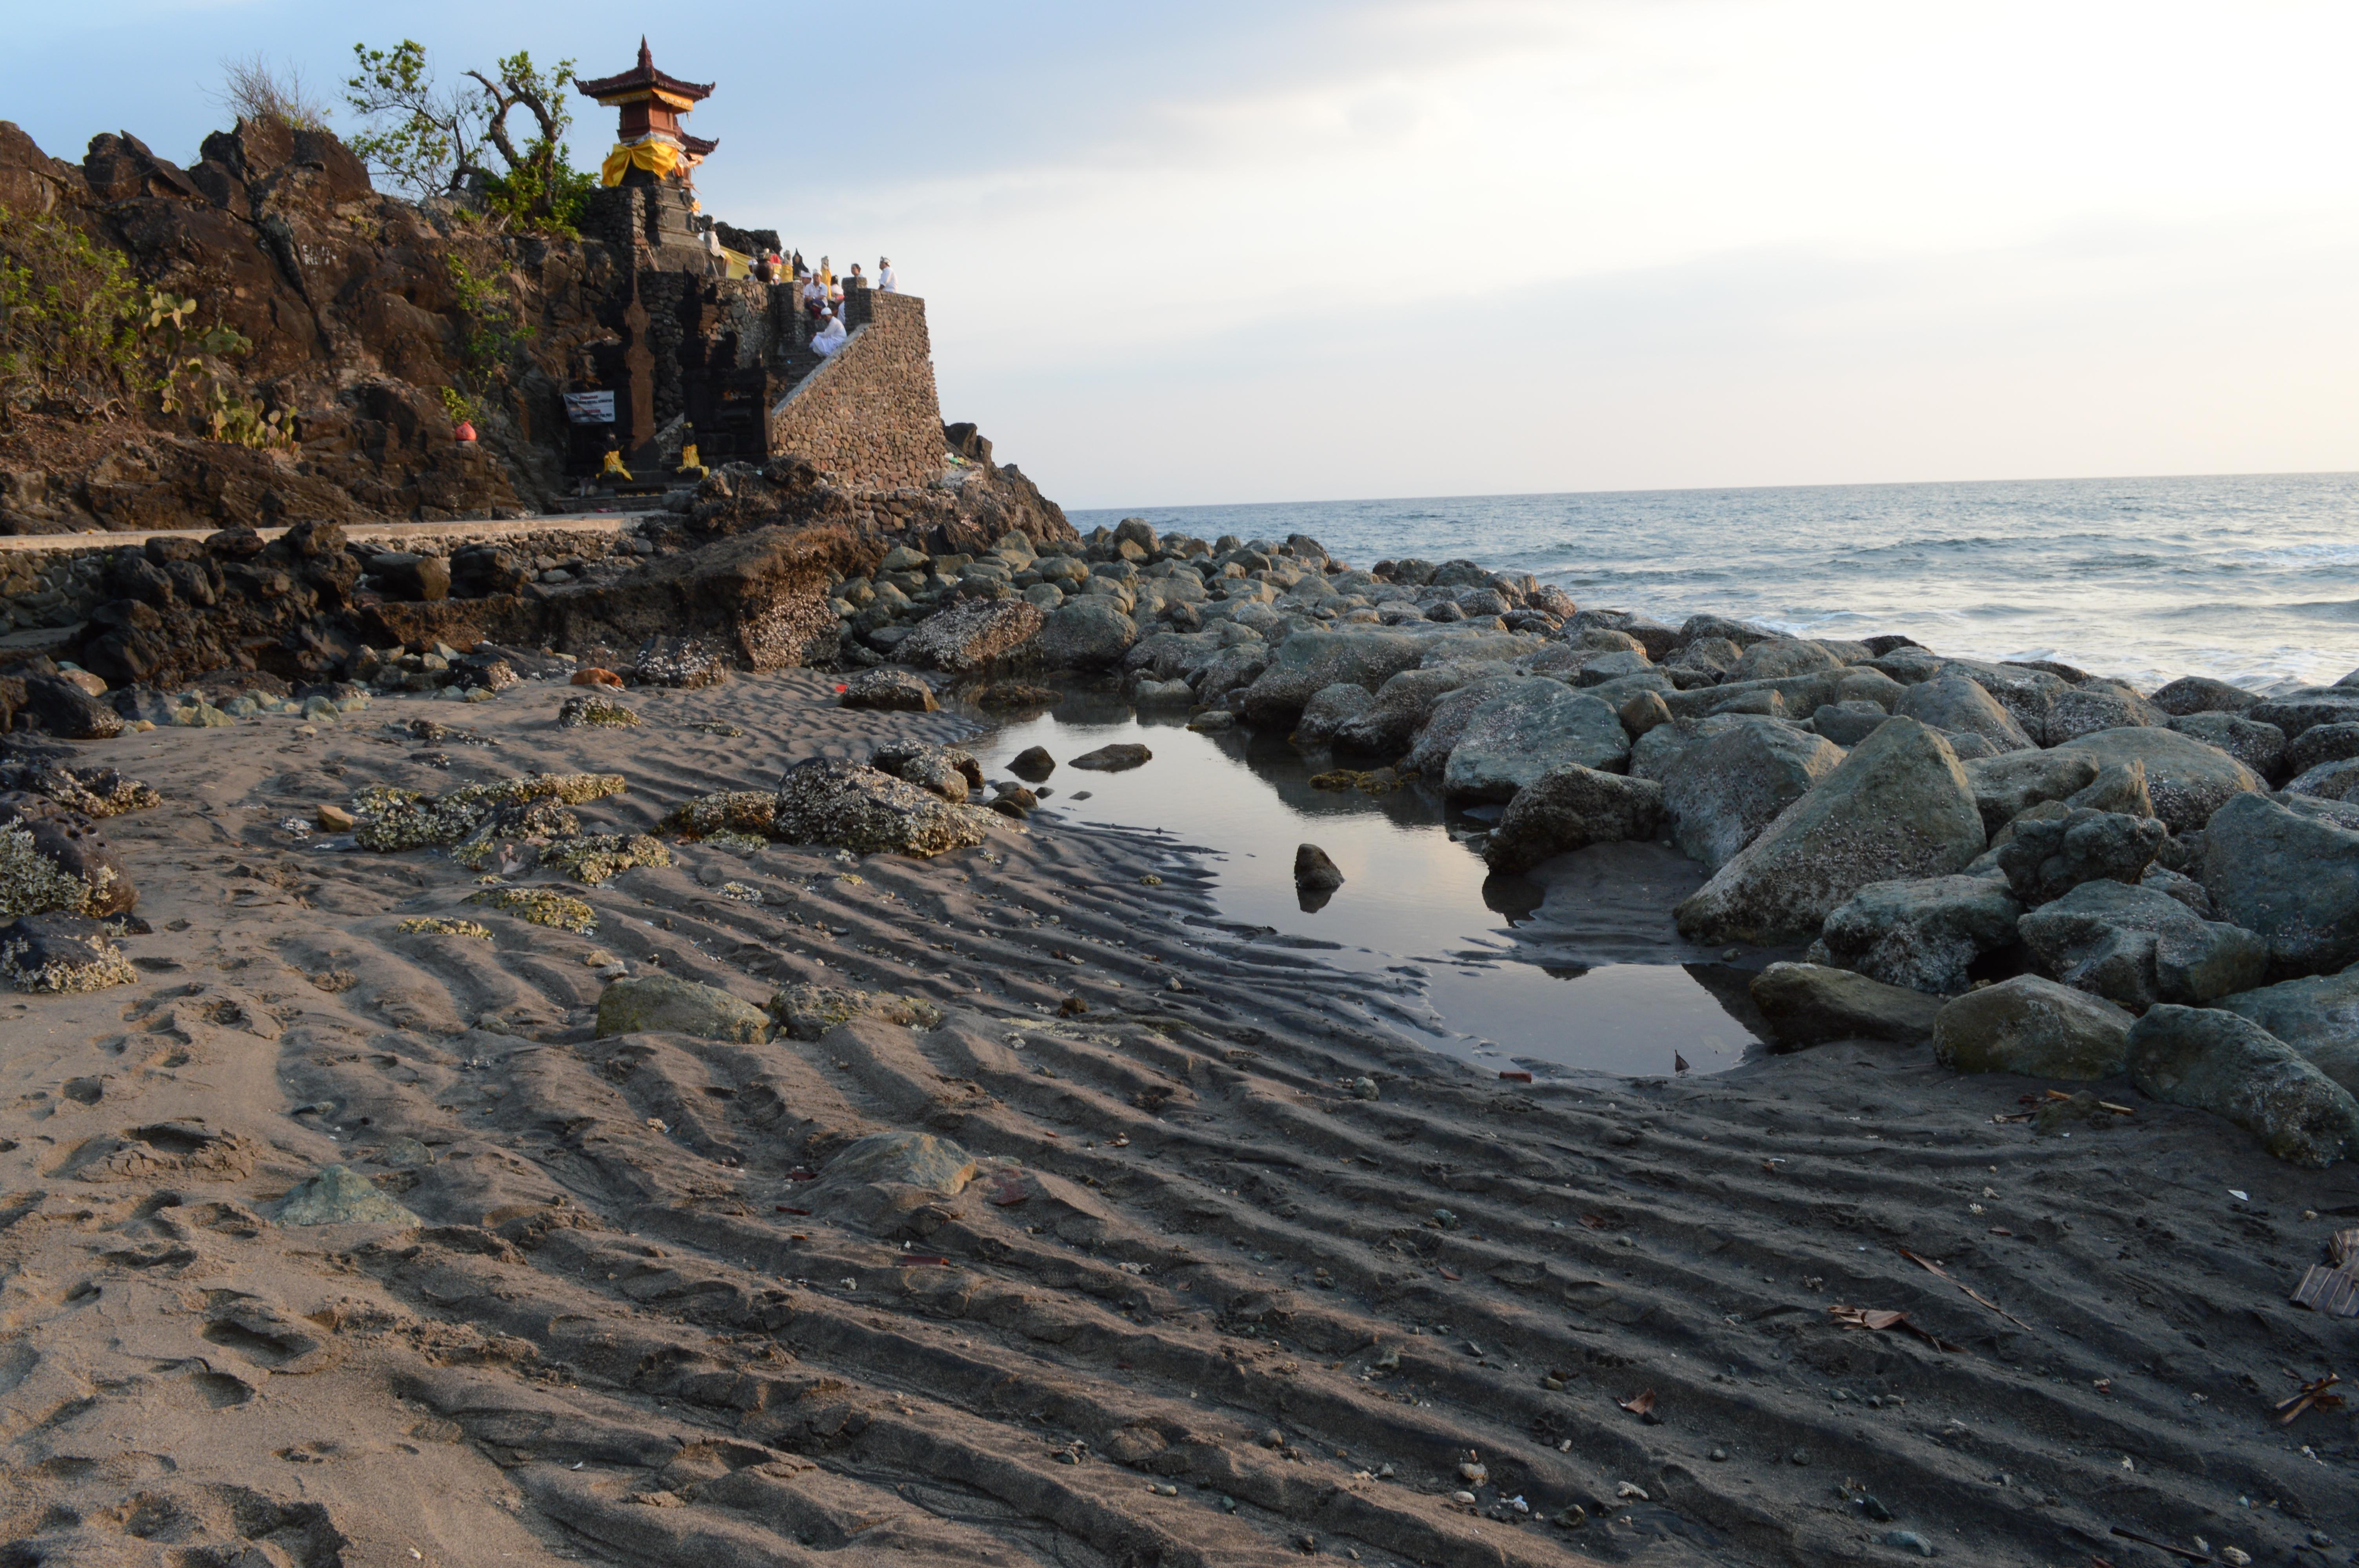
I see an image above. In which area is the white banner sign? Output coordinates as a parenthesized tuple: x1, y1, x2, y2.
(563, 391, 617, 425)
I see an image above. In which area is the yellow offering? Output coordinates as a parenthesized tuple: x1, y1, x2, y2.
(600, 448, 632, 480)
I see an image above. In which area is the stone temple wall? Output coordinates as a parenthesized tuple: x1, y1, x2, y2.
(767, 292, 945, 493)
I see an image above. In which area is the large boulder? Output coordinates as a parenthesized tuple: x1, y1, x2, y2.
(2285, 721, 2359, 779)
(1442, 684, 1629, 801)
(839, 668, 938, 713)
(773, 758, 994, 857)
(1996, 806, 2168, 906)
(1933, 661, 2070, 736)
(542, 524, 857, 671)
(1748, 962, 1943, 1048)
(0, 912, 134, 993)
(2050, 726, 2262, 834)
(1295, 682, 1375, 744)
(1482, 766, 1665, 874)
(2126, 1005, 2359, 1168)
(1895, 675, 2034, 752)
(1961, 749, 2102, 836)
(1732, 638, 1841, 681)
(1236, 628, 1429, 727)
(1401, 677, 1516, 777)
(2151, 675, 2262, 717)
(596, 975, 771, 1043)
(2041, 681, 2168, 746)
(2197, 792, 2359, 977)
(22, 676, 123, 741)
(2250, 695, 2359, 743)
(1674, 718, 1986, 944)
(1333, 666, 1485, 755)
(2164, 712, 2286, 780)
(1038, 598, 1138, 671)
(1932, 975, 2135, 1079)
(898, 597, 1046, 673)
(1657, 722, 1844, 869)
(2211, 963, 2359, 1098)
(2018, 879, 2268, 1012)
(2284, 757, 2359, 805)
(1813, 874, 2022, 994)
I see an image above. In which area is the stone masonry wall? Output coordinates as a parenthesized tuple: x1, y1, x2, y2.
(767, 292, 945, 493)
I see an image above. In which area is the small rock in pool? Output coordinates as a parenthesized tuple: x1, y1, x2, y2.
(840, 668, 938, 713)
(1009, 746, 1056, 780)
(1070, 743, 1151, 771)
(1881, 1531, 1934, 1557)
(1294, 843, 1345, 893)
(1187, 711, 1236, 733)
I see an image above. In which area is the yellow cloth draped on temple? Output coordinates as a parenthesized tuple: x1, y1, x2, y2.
(600, 140, 683, 187)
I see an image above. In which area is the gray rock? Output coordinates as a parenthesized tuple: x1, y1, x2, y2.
(1667, 635, 1742, 684)
(1997, 806, 2168, 906)
(1732, 638, 1841, 681)
(1932, 975, 2135, 1079)
(1039, 598, 1139, 671)
(1295, 682, 1376, 743)
(812, 1129, 981, 1229)
(2138, 862, 2214, 916)
(1618, 690, 1674, 737)
(1678, 613, 1780, 648)
(1675, 718, 1986, 944)
(1658, 723, 1845, 870)
(2199, 792, 2359, 977)
(2152, 675, 2263, 716)
(2287, 721, 2359, 779)
(2063, 759, 2155, 818)
(839, 668, 938, 712)
(774, 757, 994, 858)
(870, 742, 984, 804)
(1814, 874, 2022, 994)
(1933, 660, 2070, 736)
(1708, 688, 1788, 719)
(2285, 757, 2359, 804)
(1895, 675, 2034, 753)
(1123, 630, 1221, 681)
(2251, 695, 2359, 743)
(1572, 649, 1656, 687)
(1131, 677, 1193, 706)
(1442, 684, 1629, 801)
(2019, 879, 2268, 1011)
(596, 974, 771, 1042)
(1811, 702, 1892, 746)
(2042, 681, 2168, 746)
(1236, 628, 1430, 727)
(1009, 746, 1055, 781)
(1941, 730, 2000, 762)
(2127, 1005, 2359, 1167)
(1191, 643, 1269, 706)
(1334, 666, 1487, 756)
(898, 598, 1045, 673)
(2211, 963, 2359, 1098)
(274, 1164, 421, 1227)
(1294, 843, 1345, 892)
(2164, 712, 2286, 779)
(1401, 678, 1516, 777)
(1749, 962, 1944, 1048)
(1482, 766, 1667, 874)
(1961, 750, 2103, 835)
(2050, 726, 2262, 834)
(1071, 743, 1152, 771)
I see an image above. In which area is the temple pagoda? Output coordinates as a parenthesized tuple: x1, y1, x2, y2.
(578, 39, 717, 188)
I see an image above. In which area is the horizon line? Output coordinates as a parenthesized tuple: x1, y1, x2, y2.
(1064, 466, 2359, 517)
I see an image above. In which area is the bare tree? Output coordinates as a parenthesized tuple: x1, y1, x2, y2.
(215, 53, 332, 131)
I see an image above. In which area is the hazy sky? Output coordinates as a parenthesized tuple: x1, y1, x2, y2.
(8, 2, 2356, 508)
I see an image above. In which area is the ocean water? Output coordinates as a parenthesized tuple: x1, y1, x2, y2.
(1076, 471, 2359, 691)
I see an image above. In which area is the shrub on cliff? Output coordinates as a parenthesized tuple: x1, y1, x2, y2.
(0, 209, 146, 420)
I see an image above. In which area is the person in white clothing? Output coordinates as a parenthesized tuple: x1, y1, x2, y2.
(878, 256, 896, 292)
(811, 311, 847, 358)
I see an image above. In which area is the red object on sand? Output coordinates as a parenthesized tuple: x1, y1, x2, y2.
(454, 420, 477, 443)
(571, 668, 625, 688)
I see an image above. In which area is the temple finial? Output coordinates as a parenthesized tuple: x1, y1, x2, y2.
(638, 37, 652, 69)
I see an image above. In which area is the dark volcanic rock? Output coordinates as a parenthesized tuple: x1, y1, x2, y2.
(21, 676, 123, 740)
(1749, 962, 1944, 1048)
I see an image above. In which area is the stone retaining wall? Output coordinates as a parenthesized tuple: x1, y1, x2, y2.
(768, 292, 945, 493)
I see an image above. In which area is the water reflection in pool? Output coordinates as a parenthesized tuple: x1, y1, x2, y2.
(967, 689, 1773, 1078)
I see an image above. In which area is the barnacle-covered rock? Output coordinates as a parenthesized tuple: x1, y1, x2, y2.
(539, 833, 671, 884)
(557, 692, 640, 728)
(767, 982, 947, 1041)
(0, 913, 136, 993)
(660, 790, 778, 839)
(394, 916, 494, 939)
(466, 886, 598, 933)
(0, 757, 161, 817)
(352, 773, 627, 853)
(771, 758, 996, 858)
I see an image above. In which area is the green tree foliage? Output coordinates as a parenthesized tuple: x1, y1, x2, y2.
(0, 208, 146, 419)
(345, 41, 592, 234)
(439, 252, 537, 425)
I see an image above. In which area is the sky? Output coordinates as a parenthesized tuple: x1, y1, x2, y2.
(7, 1, 2358, 509)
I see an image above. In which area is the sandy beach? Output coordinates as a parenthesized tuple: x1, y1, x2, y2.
(1, 670, 2351, 1568)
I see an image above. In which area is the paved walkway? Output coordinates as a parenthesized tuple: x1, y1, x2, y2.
(0, 514, 644, 554)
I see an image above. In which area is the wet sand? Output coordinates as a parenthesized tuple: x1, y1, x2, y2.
(2, 670, 2354, 1568)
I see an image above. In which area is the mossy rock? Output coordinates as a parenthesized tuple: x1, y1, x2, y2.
(596, 973, 769, 1042)
(275, 1163, 420, 1227)
(467, 886, 598, 933)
